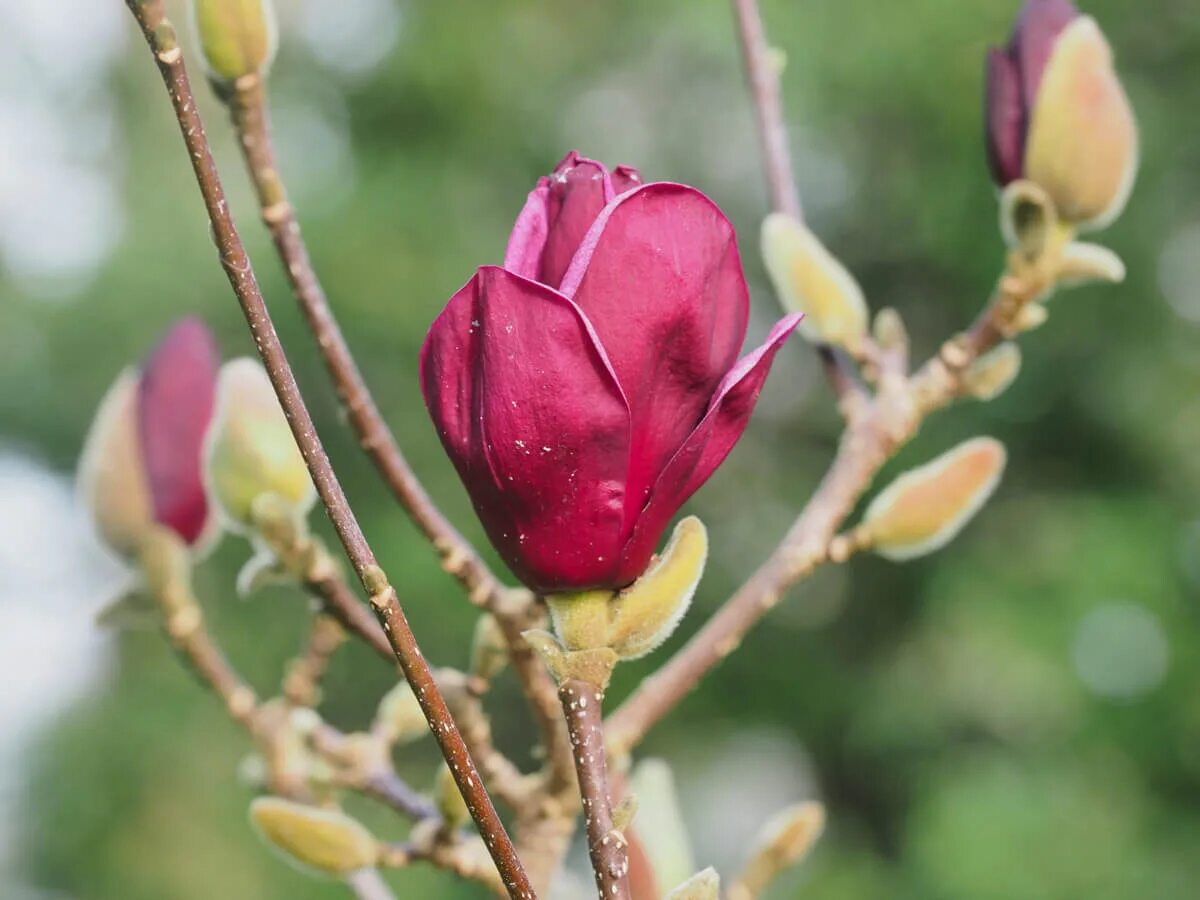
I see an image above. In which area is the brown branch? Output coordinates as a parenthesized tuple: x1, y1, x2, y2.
(283, 613, 346, 707)
(560, 680, 630, 900)
(224, 74, 510, 611)
(732, 0, 800, 220)
(226, 70, 571, 797)
(606, 265, 1046, 753)
(121, 7, 533, 896)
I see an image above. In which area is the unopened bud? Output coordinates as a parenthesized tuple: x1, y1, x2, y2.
(1024, 16, 1138, 230)
(732, 802, 825, 899)
(434, 765, 471, 831)
(191, 0, 277, 84)
(78, 319, 219, 559)
(761, 213, 866, 352)
(372, 681, 429, 745)
(249, 797, 378, 876)
(607, 517, 707, 660)
(205, 358, 314, 530)
(962, 343, 1022, 401)
(666, 867, 721, 900)
(860, 437, 1007, 561)
(469, 614, 510, 682)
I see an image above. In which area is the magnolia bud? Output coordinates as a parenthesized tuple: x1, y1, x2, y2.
(78, 319, 219, 559)
(731, 802, 825, 900)
(191, 0, 277, 84)
(249, 797, 378, 876)
(860, 437, 1007, 561)
(962, 343, 1022, 401)
(205, 358, 315, 529)
(434, 765, 471, 831)
(1024, 17, 1138, 230)
(372, 681, 429, 745)
(761, 213, 867, 351)
(78, 371, 153, 558)
(666, 867, 720, 900)
(607, 517, 707, 660)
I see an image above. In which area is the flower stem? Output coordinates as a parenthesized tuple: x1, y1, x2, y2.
(120, 5, 534, 895)
(560, 679, 630, 900)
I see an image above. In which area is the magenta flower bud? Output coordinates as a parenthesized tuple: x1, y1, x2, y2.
(79, 317, 220, 557)
(985, 0, 1137, 228)
(422, 153, 801, 594)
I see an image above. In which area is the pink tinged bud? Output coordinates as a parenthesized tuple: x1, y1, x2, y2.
(861, 437, 1007, 561)
(985, 0, 1080, 187)
(205, 357, 315, 528)
(424, 166, 801, 593)
(986, 1, 1137, 229)
(138, 318, 220, 546)
(78, 318, 219, 558)
(1023, 17, 1138, 228)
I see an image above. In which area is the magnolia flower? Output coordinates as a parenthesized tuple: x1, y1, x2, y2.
(985, 0, 1137, 229)
(78, 317, 219, 558)
(421, 152, 801, 593)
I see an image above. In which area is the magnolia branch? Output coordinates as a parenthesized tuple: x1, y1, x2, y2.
(225, 67, 571, 796)
(223, 74, 510, 612)
(607, 253, 1046, 751)
(606, 0, 1052, 752)
(561, 680, 630, 900)
(121, 4, 533, 895)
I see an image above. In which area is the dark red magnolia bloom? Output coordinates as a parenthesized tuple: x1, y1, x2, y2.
(421, 152, 801, 593)
(138, 317, 220, 544)
(985, 0, 1079, 185)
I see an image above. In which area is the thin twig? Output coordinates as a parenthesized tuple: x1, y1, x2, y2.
(346, 868, 398, 900)
(227, 71, 571, 794)
(732, 0, 800, 220)
(224, 75, 509, 611)
(121, 6, 533, 895)
(560, 680, 630, 900)
(283, 613, 346, 706)
(606, 266, 1043, 753)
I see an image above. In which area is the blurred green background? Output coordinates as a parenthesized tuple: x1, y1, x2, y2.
(2, 0, 1198, 897)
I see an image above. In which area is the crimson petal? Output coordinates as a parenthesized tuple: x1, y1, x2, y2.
(615, 314, 801, 585)
(136, 316, 218, 545)
(560, 182, 751, 539)
(985, 48, 1025, 185)
(420, 266, 632, 592)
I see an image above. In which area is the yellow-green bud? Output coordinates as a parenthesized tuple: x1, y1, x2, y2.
(1024, 17, 1138, 230)
(372, 681, 429, 745)
(666, 867, 721, 900)
(860, 437, 1007, 561)
(249, 797, 378, 876)
(962, 344, 1022, 402)
(731, 802, 825, 900)
(761, 213, 868, 352)
(434, 765, 471, 831)
(205, 358, 314, 529)
(192, 0, 277, 83)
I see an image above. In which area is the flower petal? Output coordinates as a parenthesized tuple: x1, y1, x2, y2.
(615, 314, 801, 585)
(420, 266, 632, 592)
(1012, 0, 1079, 112)
(137, 317, 219, 546)
(985, 48, 1025, 185)
(502, 176, 552, 282)
(561, 183, 752, 537)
